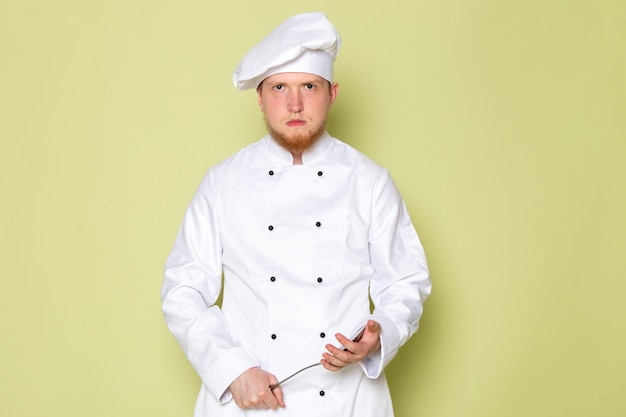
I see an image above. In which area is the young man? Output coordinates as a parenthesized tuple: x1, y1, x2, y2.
(162, 12, 431, 417)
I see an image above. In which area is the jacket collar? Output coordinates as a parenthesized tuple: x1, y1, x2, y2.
(261, 132, 334, 166)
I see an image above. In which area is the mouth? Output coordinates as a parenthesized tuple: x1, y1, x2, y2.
(286, 119, 306, 127)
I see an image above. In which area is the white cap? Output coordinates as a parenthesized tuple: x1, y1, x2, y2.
(233, 12, 341, 90)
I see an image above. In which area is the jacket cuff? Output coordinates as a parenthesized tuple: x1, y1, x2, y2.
(202, 347, 260, 403)
(359, 315, 400, 378)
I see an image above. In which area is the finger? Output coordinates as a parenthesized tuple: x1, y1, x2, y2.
(266, 374, 284, 408)
(334, 333, 363, 355)
(334, 332, 352, 348)
(250, 387, 275, 410)
(332, 334, 356, 354)
(320, 356, 343, 371)
(271, 385, 285, 408)
(326, 342, 354, 360)
(322, 350, 351, 368)
(245, 393, 264, 409)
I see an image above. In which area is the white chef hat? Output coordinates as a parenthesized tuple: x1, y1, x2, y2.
(233, 12, 342, 91)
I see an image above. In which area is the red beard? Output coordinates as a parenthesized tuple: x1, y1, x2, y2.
(265, 119, 326, 156)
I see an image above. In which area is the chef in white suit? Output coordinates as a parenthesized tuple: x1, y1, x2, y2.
(161, 11, 431, 417)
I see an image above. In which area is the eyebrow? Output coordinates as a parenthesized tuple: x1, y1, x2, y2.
(259, 78, 330, 94)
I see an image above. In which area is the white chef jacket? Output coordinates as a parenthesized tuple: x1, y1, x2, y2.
(162, 132, 431, 417)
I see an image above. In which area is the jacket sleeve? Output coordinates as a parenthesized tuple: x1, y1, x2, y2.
(361, 168, 432, 378)
(161, 170, 259, 403)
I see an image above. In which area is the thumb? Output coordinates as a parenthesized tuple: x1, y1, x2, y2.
(272, 385, 285, 408)
(367, 319, 381, 335)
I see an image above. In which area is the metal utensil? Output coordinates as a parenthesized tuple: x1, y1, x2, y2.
(269, 326, 366, 390)
(269, 362, 321, 390)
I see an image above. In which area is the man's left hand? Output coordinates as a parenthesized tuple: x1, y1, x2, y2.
(321, 319, 381, 371)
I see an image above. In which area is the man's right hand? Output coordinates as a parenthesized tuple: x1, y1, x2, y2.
(229, 367, 285, 410)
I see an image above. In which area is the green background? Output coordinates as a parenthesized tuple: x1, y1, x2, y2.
(1, 0, 624, 416)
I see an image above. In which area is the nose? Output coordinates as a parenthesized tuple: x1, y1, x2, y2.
(288, 91, 303, 113)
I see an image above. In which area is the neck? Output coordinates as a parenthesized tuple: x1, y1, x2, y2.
(292, 153, 303, 165)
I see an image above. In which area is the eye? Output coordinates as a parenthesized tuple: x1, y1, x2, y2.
(305, 83, 315, 90)
(273, 84, 284, 91)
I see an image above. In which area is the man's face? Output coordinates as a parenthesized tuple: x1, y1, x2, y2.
(257, 72, 338, 155)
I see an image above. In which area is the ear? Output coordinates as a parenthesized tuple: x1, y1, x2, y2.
(329, 82, 339, 104)
(257, 86, 265, 112)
